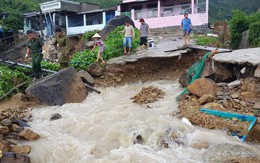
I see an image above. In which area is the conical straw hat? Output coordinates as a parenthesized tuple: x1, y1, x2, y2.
(92, 33, 101, 38)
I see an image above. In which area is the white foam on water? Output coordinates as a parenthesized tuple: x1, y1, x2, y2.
(22, 80, 259, 163)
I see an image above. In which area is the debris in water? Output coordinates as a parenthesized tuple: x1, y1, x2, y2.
(130, 86, 165, 106)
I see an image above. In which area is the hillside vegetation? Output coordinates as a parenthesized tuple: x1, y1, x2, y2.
(209, 0, 260, 22)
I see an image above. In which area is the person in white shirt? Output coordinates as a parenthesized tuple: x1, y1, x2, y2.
(120, 21, 135, 55)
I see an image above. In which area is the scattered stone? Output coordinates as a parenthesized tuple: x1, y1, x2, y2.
(198, 94, 217, 105)
(85, 41, 94, 48)
(0, 139, 11, 151)
(202, 143, 258, 162)
(178, 72, 188, 87)
(231, 93, 240, 99)
(191, 141, 209, 149)
(228, 80, 241, 88)
(11, 124, 24, 132)
(77, 70, 95, 86)
(223, 99, 230, 108)
(216, 92, 230, 96)
(203, 102, 226, 111)
(0, 152, 31, 163)
(217, 95, 231, 100)
(240, 101, 247, 107)
(163, 143, 169, 148)
(216, 82, 227, 87)
(254, 65, 260, 78)
(19, 129, 40, 141)
(241, 91, 259, 103)
(5, 139, 19, 145)
(187, 78, 218, 97)
(253, 103, 260, 109)
(1, 119, 13, 126)
(50, 113, 62, 121)
(233, 99, 240, 103)
(11, 93, 28, 102)
(0, 126, 10, 134)
(25, 67, 88, 106)
(11, 145, 31, 155)
(131, 86, 165, 105)
(170, 132, 178, 140)
(88, 62, 104, 77)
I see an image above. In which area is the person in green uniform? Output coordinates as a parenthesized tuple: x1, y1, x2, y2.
(53, 28, 71, 69)
(25, 30, 45, 80)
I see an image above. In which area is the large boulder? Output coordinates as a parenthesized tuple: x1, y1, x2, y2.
(187, 78, 218, 97)
(77, 70, 95, 86)
(202, 143, 260, 162)
(25, 67, 88, 106)
(255, 65, 260, 78)
(100, 15, 135, 39)
(88, 62, 104, 77)
(0, 152, 31, 163)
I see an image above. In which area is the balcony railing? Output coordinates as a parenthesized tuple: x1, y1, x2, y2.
(160, 4, 191, 17)
(134, 8, 158, 20)
(195, 3, 206, 13)
(160, 3, 206, 17)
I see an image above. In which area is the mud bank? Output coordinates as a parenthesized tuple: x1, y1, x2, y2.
(95, 51, 203, 87)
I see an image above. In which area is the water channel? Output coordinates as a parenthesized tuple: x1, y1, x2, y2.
(23, 80, 259, 163)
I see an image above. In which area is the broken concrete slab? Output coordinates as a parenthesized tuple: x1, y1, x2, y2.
(213, 47, 260, 66)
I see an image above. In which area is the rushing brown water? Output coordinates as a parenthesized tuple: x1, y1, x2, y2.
(23, 80, 260, 163)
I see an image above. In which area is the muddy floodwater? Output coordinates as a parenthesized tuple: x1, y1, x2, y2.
(23, 80, 260, 163)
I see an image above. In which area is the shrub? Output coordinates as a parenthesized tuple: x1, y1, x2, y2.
(71, 26, 140, 70)
(0, 65, 29, 96)
(249, 21, 260, 47)
(41, 61, 60, 71)
(230, 10, 249, 49)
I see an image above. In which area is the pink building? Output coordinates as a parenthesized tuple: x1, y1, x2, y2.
(117, 0, 208, 28)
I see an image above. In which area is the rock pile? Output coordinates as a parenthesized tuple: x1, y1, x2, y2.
(0, 108, 39, 163)
(131, 86, 165, 106)
(179, 77, 260, 142)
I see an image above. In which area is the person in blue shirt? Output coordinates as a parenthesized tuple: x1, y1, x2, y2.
(181, 13, 192, 46)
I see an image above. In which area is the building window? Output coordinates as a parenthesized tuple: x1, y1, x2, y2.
(147, 3, 158, 18)
(68, 15, 84, 27)
(86, 13, 103, 25)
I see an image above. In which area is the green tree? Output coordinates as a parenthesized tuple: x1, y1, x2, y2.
(229, 10, 249, 49)
(0, 0, 39, 32)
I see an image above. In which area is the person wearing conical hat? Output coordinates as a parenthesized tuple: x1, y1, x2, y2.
(91, 33, 106, 64)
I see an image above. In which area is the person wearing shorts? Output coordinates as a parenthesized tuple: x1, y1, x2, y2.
(139, 18, 151, 51)
(181, 13, 192, 46)
(120, 21, 135, 55)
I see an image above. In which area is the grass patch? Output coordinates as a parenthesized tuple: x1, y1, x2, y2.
(193, 35, 219, 46)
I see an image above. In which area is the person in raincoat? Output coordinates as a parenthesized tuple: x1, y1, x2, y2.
(53, 28, 71, 69)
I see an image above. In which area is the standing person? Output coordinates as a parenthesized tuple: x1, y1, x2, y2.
(139, 18, 151, 51)
(25, 30, 45, 81)
(53, 28, 71, 69)
(91, 33, 106, 64)
(181, 13, 192, 46)
(120, 21, 135, 55)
